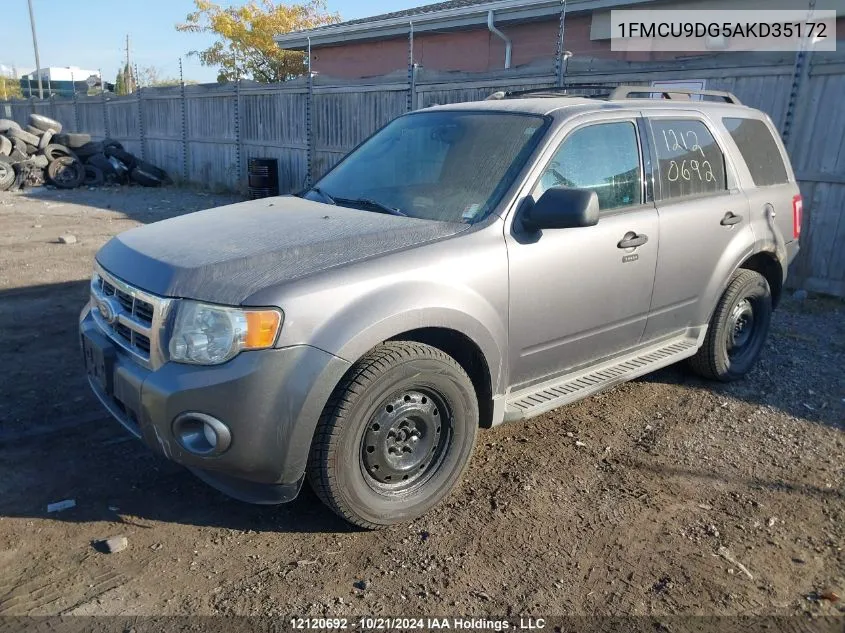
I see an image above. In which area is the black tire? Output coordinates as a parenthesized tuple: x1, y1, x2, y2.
(29, 113, 62, 134)
(86, 153, 122, 183)
(0, 157, 15, 191)
(37, 129, 54, 151)
(0, 119, 21, 133)
(24, 143, 38, 156)
(75, 141, 104, 158)
(104, 145, 137, 169)
(129, 167, 164, 187)
(0, 136, 10, 157)
(7, 127, 40, 147)
(307, 341, 479, 529)
(42, 143, 78, 162)
(102, 139, 123, 152)
(25, 124, 44, 137)
(53, 132, 91, 149)
(47, 157, 85, 189)
(83, 165, 105, 186)
(688, 269, 772, 382)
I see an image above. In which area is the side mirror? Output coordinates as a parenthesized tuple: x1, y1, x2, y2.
(523, 187, 600, 231)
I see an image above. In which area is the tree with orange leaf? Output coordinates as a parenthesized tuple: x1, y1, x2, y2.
(176, 0, 339, 83)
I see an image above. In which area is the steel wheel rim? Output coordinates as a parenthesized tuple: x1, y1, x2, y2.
(727, 298, 756, 358)
(361, 388, 451, 493)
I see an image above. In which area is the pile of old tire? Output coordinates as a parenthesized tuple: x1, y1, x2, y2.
(0, 114, 169, 192)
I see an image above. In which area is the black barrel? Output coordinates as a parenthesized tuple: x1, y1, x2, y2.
(247, 158, 279, 199)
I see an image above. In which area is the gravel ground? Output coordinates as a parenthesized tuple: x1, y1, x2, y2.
(0, 187, 842, 622)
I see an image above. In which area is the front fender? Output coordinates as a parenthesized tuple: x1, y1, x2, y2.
(316, 282, 507, 394)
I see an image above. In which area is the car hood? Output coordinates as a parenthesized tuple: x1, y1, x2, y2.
(96, 196, 468, 305)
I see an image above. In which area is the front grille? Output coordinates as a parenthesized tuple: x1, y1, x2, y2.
(99, 278, 155, 327)
(90, 264, 173, 369)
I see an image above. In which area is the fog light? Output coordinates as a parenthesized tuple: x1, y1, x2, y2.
(173, 413, 232, 456)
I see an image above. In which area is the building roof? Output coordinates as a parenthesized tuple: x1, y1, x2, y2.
(339, 0, 500, 27)
(275, 0, 657, 51)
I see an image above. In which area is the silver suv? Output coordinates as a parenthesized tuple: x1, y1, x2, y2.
(80, 86, 801, 528)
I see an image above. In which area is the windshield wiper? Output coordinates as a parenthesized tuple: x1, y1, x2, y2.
(308, 186, 336, 205)
(334, 196, 407, 217)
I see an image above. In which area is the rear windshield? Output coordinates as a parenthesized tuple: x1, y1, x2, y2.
(308, 111, 547, 223)
(722, 117, 790, 187)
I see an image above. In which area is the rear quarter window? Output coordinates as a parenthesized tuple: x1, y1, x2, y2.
(651, 119, 727, 200)
(722, 117, 790, 187)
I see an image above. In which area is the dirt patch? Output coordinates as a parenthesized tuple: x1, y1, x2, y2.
(0, 187, 842, 619)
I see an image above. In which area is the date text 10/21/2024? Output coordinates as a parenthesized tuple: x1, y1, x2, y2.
(291, 617, 548, 630)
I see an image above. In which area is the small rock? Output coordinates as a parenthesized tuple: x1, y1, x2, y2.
(820, 590, 840, 603)
(767, 517, 777, 528)
(575, 440, 586, 448)
(32, 224, 41, 228)
(792, 557, 806, 564)
(353, 580, 371, 591)
(99, 536, 129, 554)
(47, 499, 76, 513)
(57, 234, 77, 244)
(150, 542, 163, 551)
(420, 530, 430, 542)
(792, 289, 809, 302)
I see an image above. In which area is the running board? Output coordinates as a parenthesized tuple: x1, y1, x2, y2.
(504, 334, 702, 422)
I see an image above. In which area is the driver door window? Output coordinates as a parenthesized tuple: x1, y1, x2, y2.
(535, 121, 643, 211)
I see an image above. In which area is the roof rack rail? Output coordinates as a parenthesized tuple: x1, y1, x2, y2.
(486, 84, 618, 101)
(609, 85, 742, 105)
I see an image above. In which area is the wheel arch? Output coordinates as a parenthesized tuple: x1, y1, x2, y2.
(739, 251, 784, 309)
(386, 327, 495, 429)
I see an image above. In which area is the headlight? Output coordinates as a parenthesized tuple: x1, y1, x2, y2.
(168, 301, 283, 365)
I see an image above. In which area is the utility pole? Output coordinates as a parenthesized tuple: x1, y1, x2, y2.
(125, 34, 132, 93)
(27, 0, 44, 99)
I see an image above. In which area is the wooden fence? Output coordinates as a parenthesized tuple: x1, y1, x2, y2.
(1, 51, 843, 296)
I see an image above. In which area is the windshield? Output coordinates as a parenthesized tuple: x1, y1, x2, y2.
(305, 111, 547, 223)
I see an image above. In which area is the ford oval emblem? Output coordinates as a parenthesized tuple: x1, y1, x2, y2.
(97, 297, 120, 325)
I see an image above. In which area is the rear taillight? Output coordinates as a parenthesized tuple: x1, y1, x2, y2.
(792, 194, 803, 240)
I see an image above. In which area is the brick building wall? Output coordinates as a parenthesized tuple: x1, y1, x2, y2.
(308, 15, 695, 79)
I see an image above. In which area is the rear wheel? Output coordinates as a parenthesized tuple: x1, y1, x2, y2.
(688, 269, 772, 381)
(307, 342, 478, 529)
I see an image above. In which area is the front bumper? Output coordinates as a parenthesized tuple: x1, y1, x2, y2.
(79, 304, 350, 504)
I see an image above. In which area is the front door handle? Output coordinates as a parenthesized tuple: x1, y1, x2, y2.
(721, 212, 743, 226)
(617, 232, 648, 249)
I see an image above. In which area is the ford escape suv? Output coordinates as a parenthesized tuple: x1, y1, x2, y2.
(80, 86, 801, 528)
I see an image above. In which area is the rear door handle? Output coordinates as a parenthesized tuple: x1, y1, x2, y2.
(617, 232, 648, 249)
(721, 212, 743, 226)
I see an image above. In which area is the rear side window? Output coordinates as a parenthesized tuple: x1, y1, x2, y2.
(723, 117, 789, 186)
(651, 119, 727, 200)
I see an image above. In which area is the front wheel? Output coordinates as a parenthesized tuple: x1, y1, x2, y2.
(307, 342, 478, 529)
(689, 269, 772, 381)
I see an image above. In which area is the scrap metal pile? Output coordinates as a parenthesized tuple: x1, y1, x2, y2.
(0, 114, 169, 192)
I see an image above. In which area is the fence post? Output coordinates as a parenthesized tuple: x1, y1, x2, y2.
(72, 75, 80, 133)
(179, 59, 189, 184)
(101, 87, 109, 140)
(782, 0, 816, 145)
(306, 71, 314, 188)
(407, 21, 415, 112)
(554, 0, 568, 87)
(234, 79, 243, 191)
(136, 86, 145, 160)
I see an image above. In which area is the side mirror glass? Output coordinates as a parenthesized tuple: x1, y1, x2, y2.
(523, 187, 600, 231)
